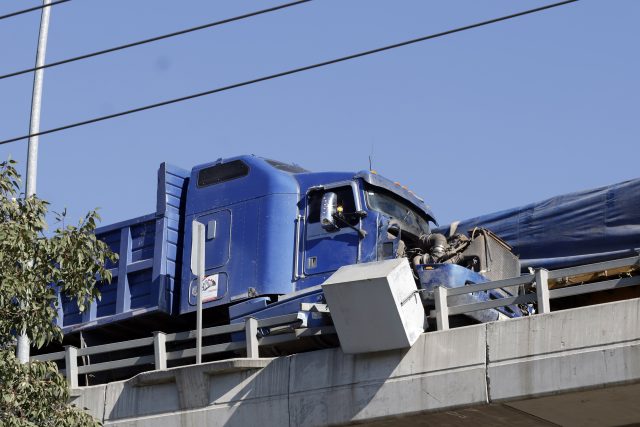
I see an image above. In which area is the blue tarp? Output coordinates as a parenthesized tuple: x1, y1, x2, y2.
(436, 178, 640, 270)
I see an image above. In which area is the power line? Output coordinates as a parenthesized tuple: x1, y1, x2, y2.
(0, 0, 70, 21)
(0, 0, 579, 146)
(0, 0, 311, 81)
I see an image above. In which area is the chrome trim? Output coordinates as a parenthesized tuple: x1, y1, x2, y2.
(305, 180, 362, 212)
(293, 214, 302, 280)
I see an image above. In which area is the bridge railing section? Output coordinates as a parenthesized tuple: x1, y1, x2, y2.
(32, 255, 639, 387)
(31, 312, 333, 388)
(433, 255, 640, 330)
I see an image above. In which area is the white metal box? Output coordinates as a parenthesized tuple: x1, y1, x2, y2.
(322, 258, 425, 354)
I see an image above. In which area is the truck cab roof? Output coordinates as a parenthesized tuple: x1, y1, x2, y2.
(190, 154, 436, 224)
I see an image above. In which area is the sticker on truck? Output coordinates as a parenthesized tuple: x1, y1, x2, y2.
(191, 274, 219, 302)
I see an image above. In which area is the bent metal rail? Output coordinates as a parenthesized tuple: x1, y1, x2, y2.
(433, 254, 640, 330)
(33, 255, 639, 388)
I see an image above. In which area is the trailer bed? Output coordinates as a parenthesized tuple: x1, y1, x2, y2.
(58, 163, 189, 333)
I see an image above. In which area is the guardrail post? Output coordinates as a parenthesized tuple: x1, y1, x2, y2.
(64, 345, 78, 389)
(535, 268, 550, 314)
(434, 286, 449, 331)
(153, 331, 167, 370)
(245, 317, 259, 358)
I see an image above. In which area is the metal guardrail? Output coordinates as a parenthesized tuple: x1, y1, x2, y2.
(33, 255, 640, 387)
(433, 255, 640, 331)
(31, 312, 326, 388)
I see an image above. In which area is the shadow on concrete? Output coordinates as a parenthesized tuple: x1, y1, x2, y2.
(103, 325, 488, 426)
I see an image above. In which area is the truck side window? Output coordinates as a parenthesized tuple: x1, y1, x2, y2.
(198, 160, 249, 187)
(307, 186, 359, 227)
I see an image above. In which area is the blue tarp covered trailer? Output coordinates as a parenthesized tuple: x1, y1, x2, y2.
(436, 178, 640, 271)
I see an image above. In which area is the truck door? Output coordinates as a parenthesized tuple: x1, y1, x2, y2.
(304, 184, 361, 275)
(188, 209, 231, 304)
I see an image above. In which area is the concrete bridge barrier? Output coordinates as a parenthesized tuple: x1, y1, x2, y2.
(72, 297, 640, 426)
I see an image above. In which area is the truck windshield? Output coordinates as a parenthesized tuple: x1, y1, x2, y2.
(365, 189, 430, 236)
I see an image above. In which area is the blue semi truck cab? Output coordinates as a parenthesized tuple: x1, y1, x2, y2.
(59, 155, 520, 338)
(180, 156, 436, 313)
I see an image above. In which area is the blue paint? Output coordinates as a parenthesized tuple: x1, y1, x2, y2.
(355, 171, 437, 225)
(435, 178, 640, 270)
(417, 264, 523, 321)
(229, 288, 329, 329)
(58, 154, 518, 335)
(58, 162, 189, 333)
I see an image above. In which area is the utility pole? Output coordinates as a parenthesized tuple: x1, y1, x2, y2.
(17, 0, 52, 364)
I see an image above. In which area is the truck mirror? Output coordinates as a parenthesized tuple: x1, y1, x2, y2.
(320, 192, 339, 231)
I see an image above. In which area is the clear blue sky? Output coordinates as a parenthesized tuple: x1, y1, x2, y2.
(1, 0, 638, 227)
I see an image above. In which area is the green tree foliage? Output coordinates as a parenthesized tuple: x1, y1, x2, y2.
(0, 159, 118, 426)
(0, 351, 98, 427)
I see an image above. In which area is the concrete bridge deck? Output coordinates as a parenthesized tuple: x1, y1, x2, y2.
(72, 297, 640, 426)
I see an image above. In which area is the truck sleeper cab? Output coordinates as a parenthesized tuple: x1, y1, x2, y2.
(182, 156, 440, 319)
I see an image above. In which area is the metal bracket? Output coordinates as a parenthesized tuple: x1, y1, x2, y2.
(300, 303, 330, 313)
(400, 288, 429, 306)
